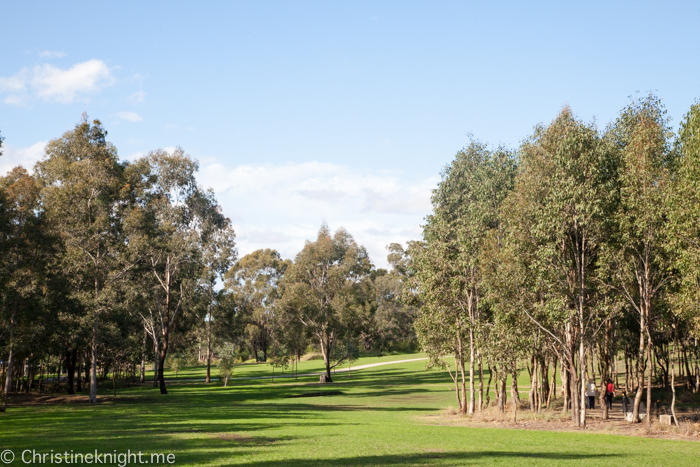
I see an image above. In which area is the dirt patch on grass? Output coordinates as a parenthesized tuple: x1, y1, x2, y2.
(420, 405, 700, 442)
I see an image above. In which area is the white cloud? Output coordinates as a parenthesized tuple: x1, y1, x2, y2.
(198, 161, 436, 267)
(0, 69, 29, 92)
(0, 141, 47, 175)
(116, 111, 143, 122)
(0, 59, 114, 104)
(129, 90, 146, 104)
(38, 50, 66, 58)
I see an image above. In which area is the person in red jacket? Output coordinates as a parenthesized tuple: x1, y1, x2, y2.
(605, 379, 615, 410)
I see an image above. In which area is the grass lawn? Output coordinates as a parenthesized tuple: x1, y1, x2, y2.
(1, 353, 698, 466)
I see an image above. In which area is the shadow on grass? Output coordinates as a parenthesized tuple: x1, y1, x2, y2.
(228, 450, 621, 466)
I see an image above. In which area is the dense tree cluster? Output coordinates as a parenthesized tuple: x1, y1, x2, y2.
(411, 94, 700, 427)
(0, 117, 417, 408)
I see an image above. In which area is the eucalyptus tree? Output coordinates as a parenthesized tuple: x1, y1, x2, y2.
(224, 249, 288, 363)
(0, 168, 56, 411)
(135, 148, 224, 394)
(669, 100, 700, 390)
(199, 217, 236, 383)
(35, 117, 136, 403)
(367, 244, 419, 352)
(507, 108, 617, 426)
(278, 225, 372, 382)
(413, 141, 516, 414)
(602, 95, 675, 425)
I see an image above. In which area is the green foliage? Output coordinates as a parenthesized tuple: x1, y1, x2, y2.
(278, 224, 372, 381)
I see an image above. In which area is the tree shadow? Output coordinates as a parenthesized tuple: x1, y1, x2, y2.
(229, 450, 621, 466)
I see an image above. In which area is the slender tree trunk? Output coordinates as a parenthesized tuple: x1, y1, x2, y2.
(498, 377, 506, 413)
(206, 286, 212, 384)
(645, 333, 652, 428)
(76, 355, 82, 392)
(561, 359, 569, 415)
(206, 309, 212, 384)
(320, 335, 333, 382)
(478, 352, 484, 412)
(512, 376, 517, 423)
(468, 328, 475, 415)
(570, 356, 579, 426)
(1, 318, 13, 412)
(458, 337, 467, 414)
(89, 316, 99, 403)
(140, 329, 146, 384)
(528, 355, 536, 411)
(632, 310, 646, 423)
(153, 340, 159, 388)
(671, 340, 679, 427)
(580, 340, 587, 428)
(485, 364, 492, 408)
(67, 349, 77, 395)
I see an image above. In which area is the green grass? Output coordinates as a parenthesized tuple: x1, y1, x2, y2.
(1, 354, 698, 466)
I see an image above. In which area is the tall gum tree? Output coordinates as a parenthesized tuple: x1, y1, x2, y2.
(413, 141, 516, 414)
(224, 249, 289, 364)
(669, 101, 700, 389)
(35, 117, 133, 403)
(135, 148, 227, 394)
(602, 95, 675, 426)
(502, 108, 617, 426)
(0, 168, 55, 412)
(278, 225, 371, 382)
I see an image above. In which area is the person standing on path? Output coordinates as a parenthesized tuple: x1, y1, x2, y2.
(586, 380, 596, 409)
(605, 379, 615, 410)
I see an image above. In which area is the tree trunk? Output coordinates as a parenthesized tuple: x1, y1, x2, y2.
(320, 336, 333, 383)
(570, 356, 579, 426)
(206, 295, 212, 384)
(66, 349, 77, 395)
(498, 377, 506, 413)
(671, 340, 679, 427)
(153, 340, 159, 388)
(468, 328, 475, 415)
(484, 364, 492, 408)
(1, 319, 13, 412)
(512, 378, 518, 423)
(528, 355, 536, 411)
(645, 334, 652, 429)
(477, 352, 484, 412)
(458, 337, 467, 414)
(140, 329, 146, 384)
(561, 360, 569, 415)
(76, 355, 82, 392)
(206, 317, 212, 384)
(158, 342, 168, 395)
(89, 316, 99, 403)
(580, 341, 588, 428)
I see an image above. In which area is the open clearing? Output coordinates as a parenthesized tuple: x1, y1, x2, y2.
(1, 354, 698, 466)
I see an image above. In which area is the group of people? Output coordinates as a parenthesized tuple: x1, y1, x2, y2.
(585, 379, 616, 410)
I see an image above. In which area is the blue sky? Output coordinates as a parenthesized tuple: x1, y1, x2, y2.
(2, 1, 700, 265)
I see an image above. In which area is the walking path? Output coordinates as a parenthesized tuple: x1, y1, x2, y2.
(165, 357, 428, 383)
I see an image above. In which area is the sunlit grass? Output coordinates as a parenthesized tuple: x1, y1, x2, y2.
(1, 354, 697, 466)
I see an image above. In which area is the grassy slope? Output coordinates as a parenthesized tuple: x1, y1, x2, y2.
(1, 354, 697, 466)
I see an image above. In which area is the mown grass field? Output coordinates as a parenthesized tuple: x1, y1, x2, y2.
(1, 353, 698, 466)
